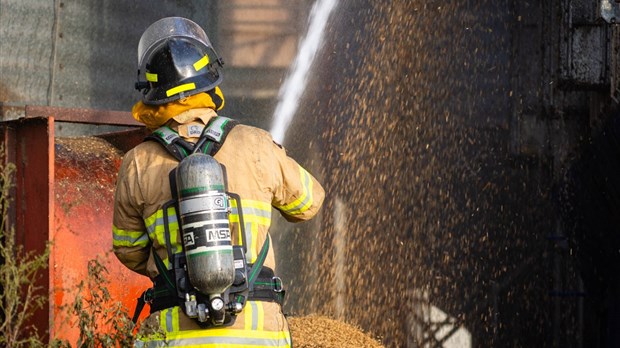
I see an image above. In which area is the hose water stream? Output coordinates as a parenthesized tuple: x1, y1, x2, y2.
(270, 0, 338, 144)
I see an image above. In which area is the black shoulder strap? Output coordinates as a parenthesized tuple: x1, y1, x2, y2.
(145, 116, 239, 160)
(193, 116, 238, 156)
(145, 126, 193, 161)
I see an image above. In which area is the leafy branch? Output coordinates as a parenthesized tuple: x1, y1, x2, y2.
(0, 146, 50, 348)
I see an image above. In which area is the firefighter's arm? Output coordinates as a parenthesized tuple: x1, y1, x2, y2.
(112, 149, 150, 276)
(270, 140, 325, 222)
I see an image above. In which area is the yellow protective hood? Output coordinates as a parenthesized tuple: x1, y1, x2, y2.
(132, 87, 225, 130)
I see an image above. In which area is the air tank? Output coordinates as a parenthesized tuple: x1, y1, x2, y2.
(176, 153, 234, 296)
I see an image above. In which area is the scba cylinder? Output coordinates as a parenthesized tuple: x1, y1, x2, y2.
(176, 153, 234, 296)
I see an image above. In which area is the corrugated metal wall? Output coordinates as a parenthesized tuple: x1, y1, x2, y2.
(0, 0, 308, 127)
(1, 1, 223, 111)
(1, 0, 55, 106)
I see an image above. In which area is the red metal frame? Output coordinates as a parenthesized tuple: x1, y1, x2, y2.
(1, 106, 149, 343)
(1, 117, 53, 340)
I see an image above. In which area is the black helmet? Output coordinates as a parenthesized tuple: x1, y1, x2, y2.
(135, 17, 224, 105)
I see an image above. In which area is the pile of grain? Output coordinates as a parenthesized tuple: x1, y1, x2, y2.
(288, 315, 383, 348)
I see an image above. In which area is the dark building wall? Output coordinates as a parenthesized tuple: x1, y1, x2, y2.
(279, 0, 619, 346)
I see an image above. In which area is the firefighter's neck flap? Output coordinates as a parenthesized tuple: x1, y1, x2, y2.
(132, 87, 225, 130)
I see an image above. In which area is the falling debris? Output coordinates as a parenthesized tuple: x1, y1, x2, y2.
(276, 0, 561, 346)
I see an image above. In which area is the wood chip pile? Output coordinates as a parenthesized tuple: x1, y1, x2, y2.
(288, 315, 384, 348)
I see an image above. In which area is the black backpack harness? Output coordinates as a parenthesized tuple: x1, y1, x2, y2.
(132, 116, 284, 325)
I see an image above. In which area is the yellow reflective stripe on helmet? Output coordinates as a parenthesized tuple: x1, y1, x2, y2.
(193, 55, 210, 71)
(166, 83, 196, 97)
(144, 207, 182, 267)
(112, 225, 149, 248)
(278, 167, 313, 215)
(146, 72, 158, 82)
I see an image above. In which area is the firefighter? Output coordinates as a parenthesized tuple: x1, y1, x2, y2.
(112, 17, 324, 347)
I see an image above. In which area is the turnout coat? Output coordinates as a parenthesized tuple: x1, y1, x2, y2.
(112, 107, 325, 347)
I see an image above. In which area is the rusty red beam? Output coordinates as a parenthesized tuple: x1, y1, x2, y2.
(19, 105, 141, 126)
(1, 117, 54, 342)
(1, 104, 140, 126)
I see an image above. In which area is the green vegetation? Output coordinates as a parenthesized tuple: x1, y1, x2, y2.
(0, 149, 49, 347)
(52, 258, 136, 347)
(0, 147, 135, 347)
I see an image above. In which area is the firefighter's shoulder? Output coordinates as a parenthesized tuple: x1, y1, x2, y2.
(226, 124, 278, 147)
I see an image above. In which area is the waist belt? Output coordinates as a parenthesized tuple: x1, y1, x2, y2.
(245, 267, 285, 304)
(146, 267, 285, 315)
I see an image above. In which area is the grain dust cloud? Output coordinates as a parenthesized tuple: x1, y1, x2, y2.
(273, 1, 556, 347)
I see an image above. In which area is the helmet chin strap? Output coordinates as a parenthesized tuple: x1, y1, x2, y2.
(135, 81, 149, 91)
(135, 69, 149, 91)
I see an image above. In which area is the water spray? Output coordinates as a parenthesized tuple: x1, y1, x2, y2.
(270, 0, 339, 145)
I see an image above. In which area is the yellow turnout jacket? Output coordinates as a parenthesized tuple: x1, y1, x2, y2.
(112, 108, 324, 347)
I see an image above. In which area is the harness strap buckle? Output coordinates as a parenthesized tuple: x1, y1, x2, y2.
(272, 277, 283, 293)
(143, 288, 154, 304)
